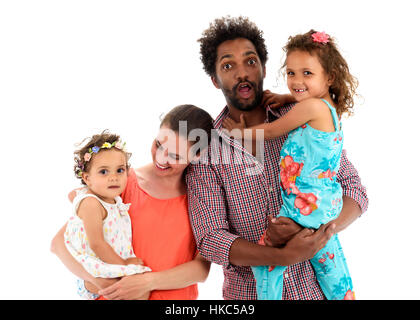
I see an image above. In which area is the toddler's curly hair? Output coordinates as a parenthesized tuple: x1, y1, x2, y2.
(198, 16, 268, 77)
(282, 30, 359, 118)
(73, 130, 131, 185)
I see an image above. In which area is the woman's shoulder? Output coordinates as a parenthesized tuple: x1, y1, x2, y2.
(132, 165, 152, 188)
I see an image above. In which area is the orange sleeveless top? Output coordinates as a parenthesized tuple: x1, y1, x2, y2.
(121, 168, 198, 300)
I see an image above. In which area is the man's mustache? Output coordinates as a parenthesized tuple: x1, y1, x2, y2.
(232, 80, 255, 92)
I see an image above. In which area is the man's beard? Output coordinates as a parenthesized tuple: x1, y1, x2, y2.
(222, 78, 264, 112)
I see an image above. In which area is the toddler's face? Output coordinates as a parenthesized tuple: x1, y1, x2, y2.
(285, 50, 332, 102)
(82, 148, 128, 203)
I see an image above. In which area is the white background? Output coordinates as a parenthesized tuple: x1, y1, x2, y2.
(1, 0, 419, 299)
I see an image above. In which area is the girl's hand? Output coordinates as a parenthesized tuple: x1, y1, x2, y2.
(262, 90, 295, 109)
(99, 273, 153, 300)
(222, 114, 246, 131)
(124, 257, 144, 266)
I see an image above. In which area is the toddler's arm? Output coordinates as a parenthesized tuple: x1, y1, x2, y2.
(77, 197, 133, 266)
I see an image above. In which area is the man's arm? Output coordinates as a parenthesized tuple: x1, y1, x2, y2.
(336, 149, 369, 216)
(186, 163, 334, 268)
(266, 149, 368, 246)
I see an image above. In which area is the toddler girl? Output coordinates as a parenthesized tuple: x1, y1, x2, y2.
(65, 131, 150, 298)
(223, 30, 357, 300)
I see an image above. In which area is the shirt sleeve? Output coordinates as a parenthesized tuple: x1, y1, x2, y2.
(337, 149, 369, 214)
(186, 163, 240, 269)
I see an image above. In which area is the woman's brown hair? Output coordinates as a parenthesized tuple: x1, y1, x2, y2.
(160, 104, 214, 152)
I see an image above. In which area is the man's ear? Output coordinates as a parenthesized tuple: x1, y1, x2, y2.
(211, 75, 221, 89)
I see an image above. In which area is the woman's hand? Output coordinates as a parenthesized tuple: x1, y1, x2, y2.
(262, 90, 296, 109)
(98, 272, 153, 300)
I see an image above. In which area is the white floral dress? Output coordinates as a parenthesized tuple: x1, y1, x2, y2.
(64, 188, 151, 278)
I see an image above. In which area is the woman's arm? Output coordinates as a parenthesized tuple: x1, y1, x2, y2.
(50, 223, 118, 291)
(98, 254, 211, 300)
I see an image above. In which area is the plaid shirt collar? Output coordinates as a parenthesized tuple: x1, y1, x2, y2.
(213, 104, 282, 131)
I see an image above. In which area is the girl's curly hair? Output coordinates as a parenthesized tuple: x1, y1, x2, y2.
(282, 30, 358, 118)
(198, 16, 268, 77)
(73, 130, 131, 185)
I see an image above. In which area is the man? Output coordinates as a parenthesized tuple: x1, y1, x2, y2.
(186, 16, 368, 300)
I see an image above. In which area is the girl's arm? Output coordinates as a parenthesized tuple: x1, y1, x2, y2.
(98, 254, 211, 300)
(77, 197, 128, 266)
(223, 98, 321, 140)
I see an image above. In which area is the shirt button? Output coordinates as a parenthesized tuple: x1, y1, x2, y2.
(284, 272, 289, 278)
(269, 186, 274, 192)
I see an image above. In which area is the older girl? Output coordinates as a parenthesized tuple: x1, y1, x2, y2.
(223, 30, 358, 300)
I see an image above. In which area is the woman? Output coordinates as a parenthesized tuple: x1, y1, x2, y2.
(51, 104, 214, 300)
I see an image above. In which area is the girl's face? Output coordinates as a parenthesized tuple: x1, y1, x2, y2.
(285, 50, 333, 102)
(82, 148, 128, 203)
(151, 125, 197, 178)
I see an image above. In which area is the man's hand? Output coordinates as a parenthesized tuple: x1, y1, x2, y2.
(262, 90, 295, 109)
(265, 215, 303, 247)
(281, 223, 336, 265)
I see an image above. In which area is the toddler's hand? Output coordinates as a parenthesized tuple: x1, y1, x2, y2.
(124, 257, 144, 266)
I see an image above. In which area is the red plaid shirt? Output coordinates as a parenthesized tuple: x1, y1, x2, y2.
(186, 104, 369, 300)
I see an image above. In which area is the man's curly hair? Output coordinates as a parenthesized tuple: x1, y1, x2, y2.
(198, 16, 268, 77)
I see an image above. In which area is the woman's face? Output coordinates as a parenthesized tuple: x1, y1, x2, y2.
(150, 125, 197, 177)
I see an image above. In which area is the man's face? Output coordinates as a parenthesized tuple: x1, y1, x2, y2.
(211, 38, 266, 111)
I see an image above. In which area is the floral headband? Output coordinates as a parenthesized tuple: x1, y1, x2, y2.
(76, 140, 127, 177)
(311, 31, 330, 44)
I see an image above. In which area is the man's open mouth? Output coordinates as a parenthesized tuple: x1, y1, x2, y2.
(237, 82, 253, 99)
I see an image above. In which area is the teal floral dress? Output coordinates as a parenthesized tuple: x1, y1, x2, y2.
(252, 99, 354, 300)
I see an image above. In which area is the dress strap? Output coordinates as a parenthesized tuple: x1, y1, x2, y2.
(321, 99, 341, 132)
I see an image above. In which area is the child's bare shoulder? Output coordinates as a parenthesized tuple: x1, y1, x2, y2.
(77, 196, 107, 219)
(299, 98, 329, 109)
